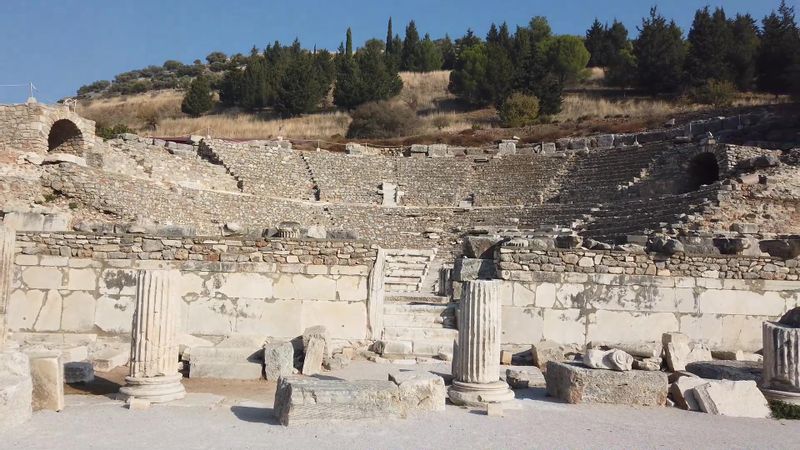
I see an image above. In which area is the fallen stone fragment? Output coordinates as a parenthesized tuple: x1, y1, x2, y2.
(263, 342, 294, 381)
(323, 353, 351, 371)
(303, 325, 330, 358)
(92, 348, 130, 372)
(685, 360, 761, 381)
(189, 346, 263, 380)
(28, 352, 64, 412)
(301, 337, 325, 376)
(0, 351, 33, 429)
(389, 370, 446, 412)
(506, 366, 545, 389)
(670, 376, 708, 411)
(583, 349, 633, 371)
(545, 361, 667, 406)
(127, 397, 151, 411)
(633, 358, 662, 371)
(531, 341, 579, 371)
(692, 380, 770, 418)
(486, 402, 504, 417)
(500, 350, 513, 365)
(64, 361, 94, 384)
(663, 333, 711, 371)
(587, 341, 662, 359)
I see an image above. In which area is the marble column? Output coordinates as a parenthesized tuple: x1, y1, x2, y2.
(761, 320, 800, 405)
(119, 270, 185, 403)
(0, 224, 16, 349)
(448, 280, 514, 406)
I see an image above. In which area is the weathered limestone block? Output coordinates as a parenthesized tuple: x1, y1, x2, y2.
(0, 351, 32, 429)
(452, 258, 496, 281)
(263, 342, 294, 381)
(303, 325, 329, 358)
(670, 376, 707, 411)
(92, 347, 130, 372)
(64, 361, 94, 383)
(273, 377, 403, 426)
(663, 332, 711, 371)
(189, 346, 263, 380)
(506, 366, 545, 389)
(302, 337, 325, 376)
(531, 340, 580, 371)
(119, 270, 185, 403)
(692, 380, 770, 418)
(545, 361, 668, 406)
(28, 351, 64, 411)
(449, 280, 513, 406)
(587, 341, 662, 359)
(582, 349, 634, 371)
(389, 370, 446, 412)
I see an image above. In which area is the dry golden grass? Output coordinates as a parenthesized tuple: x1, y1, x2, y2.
(398, 70, 453, 111)
(155, 112, 352, 140)
(79, 90, 185, 130)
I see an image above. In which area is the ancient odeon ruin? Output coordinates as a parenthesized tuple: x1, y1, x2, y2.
(1, 101, 800, 364)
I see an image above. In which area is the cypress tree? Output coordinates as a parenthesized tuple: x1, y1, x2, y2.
(345, 28, 353, 58)
(401, 21, 421, 70)
(585, 19, 607, 66)
(386, 18, 394, 53)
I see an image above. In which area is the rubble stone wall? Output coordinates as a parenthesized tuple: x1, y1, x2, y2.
(0, 103, 95, 154)
(7, 233, 377, 342)
(494, 246, 800, 351)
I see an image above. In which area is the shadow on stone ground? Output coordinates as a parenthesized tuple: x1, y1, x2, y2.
(230, 405, 280, 425)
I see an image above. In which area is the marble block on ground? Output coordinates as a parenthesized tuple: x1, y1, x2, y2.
(189, 346, 263, 380)
(545, 361, 667, 406)
(29, 352, 64, 412)
(692, 380, 770, 418)
(388, 370, 446, 412)
(263, 342, 294, 381)
(0, 351, 33, 430)
(64, 361, 94, 383)
(685, 361, 761, 382)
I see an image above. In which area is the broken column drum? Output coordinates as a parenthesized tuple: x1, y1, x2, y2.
(119, 270, 185, 403)
(0, 224, 15, 348)
(761, 320, 800, 405)
(449, 280, 514, 406)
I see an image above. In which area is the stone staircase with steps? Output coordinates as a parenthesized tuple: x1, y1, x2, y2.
(383, 248, 437, 293)
(380, 293, 457, 357)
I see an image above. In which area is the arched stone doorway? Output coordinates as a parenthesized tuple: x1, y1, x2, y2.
(686, 152, 720, 191)
(48, 119, 84, 154)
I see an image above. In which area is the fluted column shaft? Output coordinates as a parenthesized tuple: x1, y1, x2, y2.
(763, 321, 800, 393)
(129, 269, 180, 378)
(0, 224, 15, 349)
(120, 269, 185, 403)
(453, 280, 502, 384)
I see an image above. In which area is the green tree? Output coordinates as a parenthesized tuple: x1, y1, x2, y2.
(585, 19, 607, 67)
(181, 76, 214, 117)
(728, 14, 760, 91)
(240, 56, 270, 110)
(218, 68, 244, 106)
(686, 7, 734, 87)
(757, 1, 800, 95)
(438, 35, 456, 70)
(401, 20, 422, 70)
(275, 49, 330, 117)
(448, 43, 490, 105)
(334, 34, 402, 109)
(345, 28, 354, 58)
(544, 35, 590, 84)
(606, 47, 638, 90)
(417, 34, 444, 71)
(499, 92, 540, 127)
(633, 7, 687, 94)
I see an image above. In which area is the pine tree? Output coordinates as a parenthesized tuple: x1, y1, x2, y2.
(728, 14, 760, 91)
(241, 56, 270, 110)
(448, 42, 490, 105)
(418, 34, 444, 71)
(585, 19, 607, 67)
(633, 7, 687, 94)
(757, 1, 800, 95)
(544, 35, 590, 84)
(181, 76, 214, 117)
(686, 7, 733, 86)
(438, 35, 456, 70)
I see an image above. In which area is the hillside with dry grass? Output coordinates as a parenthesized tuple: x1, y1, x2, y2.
(79, 70, 786, 146)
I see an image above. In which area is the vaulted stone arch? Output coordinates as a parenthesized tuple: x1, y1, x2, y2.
(686, 152, 720, 191)
(47, 119, 84, 154)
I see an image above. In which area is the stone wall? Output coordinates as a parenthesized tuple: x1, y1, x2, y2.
(493, 244, 800, 351)
(8, 233, 378, 343)
(0, 103, 95, 155)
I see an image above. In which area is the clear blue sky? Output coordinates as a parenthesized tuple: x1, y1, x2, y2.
(0, 0, 795, 103)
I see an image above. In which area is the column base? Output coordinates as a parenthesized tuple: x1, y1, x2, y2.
(118, 373, 186, 403)
(761, 388, 800, 406)
(448, 380, 514, 407)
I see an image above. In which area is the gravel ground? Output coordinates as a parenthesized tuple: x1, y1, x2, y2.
(2, 361, 799, 449)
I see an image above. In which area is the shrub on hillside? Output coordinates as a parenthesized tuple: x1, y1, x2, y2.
(346, 101, 420, 139)
(96, 124, 133, 140)
(499, 93, 540, 127)
(689, 79, 736, 107)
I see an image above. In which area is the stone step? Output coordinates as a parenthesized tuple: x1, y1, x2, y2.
(383, 302, 454, 314)
(384, 262, 428, 271)
(385, 269, 426, 278)
(383, 314, 456, 328)
(383, 326, 459, 342)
